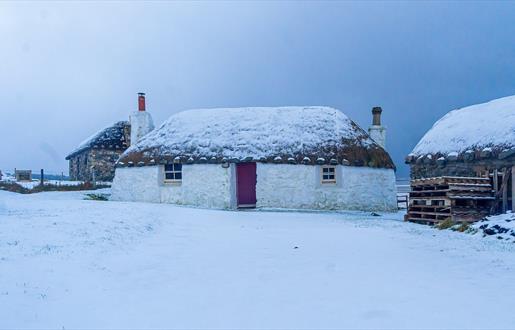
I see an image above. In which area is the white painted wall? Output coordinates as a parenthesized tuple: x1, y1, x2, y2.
(111, 166, 160, 203)
(256, 164, 397, 211)
(129, 111, 155, 145)
(110, 164, 233, 209)
(160, 164, 232, 209)
(368, 125, 386, 149)
(111, 163, 397, 212)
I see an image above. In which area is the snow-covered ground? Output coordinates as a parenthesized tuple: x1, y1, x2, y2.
(0, 177, 108, 190)
(1, 190, 515, 329)
(0, 171, 14, 182)
(473, 212, 515, 243)
(9, 180, 85, 189)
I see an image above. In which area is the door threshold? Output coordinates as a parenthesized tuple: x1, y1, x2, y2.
(238, 204, 256, 209)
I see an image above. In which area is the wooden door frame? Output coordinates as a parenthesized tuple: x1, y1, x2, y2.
(236, 162, 257, 208)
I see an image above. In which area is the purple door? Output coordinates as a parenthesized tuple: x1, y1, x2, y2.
(236, 162, 257, 207)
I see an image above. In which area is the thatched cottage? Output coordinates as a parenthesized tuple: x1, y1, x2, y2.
(110, 105, 397, 211)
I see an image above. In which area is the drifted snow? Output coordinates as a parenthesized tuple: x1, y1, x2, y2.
(125, 106, 375, 160)
(1, 190, 515, 328)
(0, 171, 14, 182)
(412, 95, 515, 156)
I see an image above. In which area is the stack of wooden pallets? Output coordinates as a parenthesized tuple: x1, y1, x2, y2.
(405, 176, 495, 224)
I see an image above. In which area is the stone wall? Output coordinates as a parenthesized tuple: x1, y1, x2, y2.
(69, 151, 90, 181)
(409, 157, 515, 179)
(69, 148, 125, 182)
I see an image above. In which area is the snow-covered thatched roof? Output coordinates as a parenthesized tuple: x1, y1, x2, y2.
(66, 121, 130, 159)
(118, 106, 394, 168)
(409, 95, 515, 160)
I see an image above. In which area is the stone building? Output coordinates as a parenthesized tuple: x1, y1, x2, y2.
(66, 121, 131, 182)
(405, 94, 515, 212)
(66, 93, 155, 182)
(111, 106, 397, 211)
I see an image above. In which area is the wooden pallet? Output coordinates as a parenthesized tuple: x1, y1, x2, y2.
(405, 176, 494, 224)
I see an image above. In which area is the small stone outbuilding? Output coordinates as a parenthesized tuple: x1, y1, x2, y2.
(66, 121, 131, 182)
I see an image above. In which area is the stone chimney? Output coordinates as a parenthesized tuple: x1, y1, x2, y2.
(130, 92, 155, 145)
(368, 106, 386, 148)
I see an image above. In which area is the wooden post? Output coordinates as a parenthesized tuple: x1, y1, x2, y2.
(502, 170, 508, 213)
(40, 169, 44, 186)
(493, 169, 499, 213)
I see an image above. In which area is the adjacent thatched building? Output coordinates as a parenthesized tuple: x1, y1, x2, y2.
(405, 95, 515, 213)
(111, 106, 397, 211)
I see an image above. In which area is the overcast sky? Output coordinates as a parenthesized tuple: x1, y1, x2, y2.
(2, 1, 515, 178)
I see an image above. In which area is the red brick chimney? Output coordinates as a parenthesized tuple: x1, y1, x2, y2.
(138, 92, 146, 111)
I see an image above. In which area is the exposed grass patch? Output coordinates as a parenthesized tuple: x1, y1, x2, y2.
(436, 218, 454, 230)
(84, 193, 110, 201)
(455, 222, 470, 233)
(0, 182, 31, 194)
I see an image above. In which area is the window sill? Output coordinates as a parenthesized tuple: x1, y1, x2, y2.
(163, 181, 182, 186)
(321, 181, 337, 185)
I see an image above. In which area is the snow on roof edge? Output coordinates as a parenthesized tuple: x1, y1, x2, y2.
(410, 95, 515, 157)
(66, 121, 129, 159)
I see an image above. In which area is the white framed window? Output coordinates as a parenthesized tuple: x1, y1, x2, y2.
(164, 164, 182, 183)
(321, 165, 336, 184)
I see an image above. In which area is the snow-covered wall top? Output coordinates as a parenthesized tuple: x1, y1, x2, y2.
(412, 95, 515, 157)
(66, 121, 130, 159)
(119, 106, 394, 168)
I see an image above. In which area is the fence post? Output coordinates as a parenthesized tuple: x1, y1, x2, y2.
(91, 166, 96, 188)
(40, 169, 44, 186)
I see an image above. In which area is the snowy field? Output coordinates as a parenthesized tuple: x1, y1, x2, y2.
(11, 180, 85, 189)
(1, 190, 515, 329)
(0, 174, 86, 190)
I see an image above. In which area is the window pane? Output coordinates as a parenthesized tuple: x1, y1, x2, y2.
(323, 175, 329, 180)
(175, 172, 182, 180)
(165, 164, 173, 171)
(165, 173, 174, 180)
(174, 164, 182, 171)
(328, 167, 335, 173)
(323, 168, 329, 173)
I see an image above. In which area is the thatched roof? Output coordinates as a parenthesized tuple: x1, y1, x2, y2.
(406, 95, 515, 164)
(66, 121, 130, 159)
(117, 106, 394, 169)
